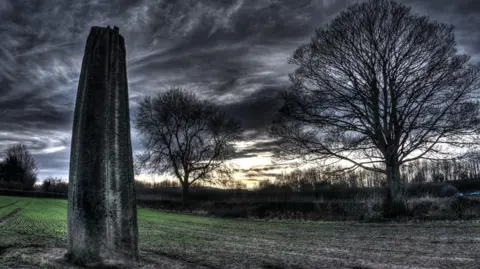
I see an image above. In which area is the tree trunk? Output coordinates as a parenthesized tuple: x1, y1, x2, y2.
(182, 181, 190, 207)
(384, 157, 408, 217)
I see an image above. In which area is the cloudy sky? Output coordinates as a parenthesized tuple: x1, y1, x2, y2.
(1, 0, 480, 187)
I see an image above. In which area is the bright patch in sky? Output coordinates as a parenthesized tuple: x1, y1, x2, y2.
(42, 146, 66, 154)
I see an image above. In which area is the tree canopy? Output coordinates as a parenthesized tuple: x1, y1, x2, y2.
(134, 87, 241, 203)
(271, 0, 480, 216)
(0, 144, 38, 190)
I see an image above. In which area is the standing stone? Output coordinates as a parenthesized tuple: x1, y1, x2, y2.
(66, 26, 139, 266)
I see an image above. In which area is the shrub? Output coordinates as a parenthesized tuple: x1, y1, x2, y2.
(406, 182, 459, 198)
(362, 198, 384, 221)
(438, 184, 458, 197)
(448, 179, 480, 192)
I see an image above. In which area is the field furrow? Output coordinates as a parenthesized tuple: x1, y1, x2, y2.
(0, 195, 479, 269)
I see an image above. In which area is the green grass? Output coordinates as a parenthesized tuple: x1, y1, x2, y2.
(0, 197, 32, 220)
(1, 198, 67, 238)
(0, 195, 479, 269)
(0, 196, 16, 208)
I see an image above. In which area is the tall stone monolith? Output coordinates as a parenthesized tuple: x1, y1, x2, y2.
(66, 25, 139, 266)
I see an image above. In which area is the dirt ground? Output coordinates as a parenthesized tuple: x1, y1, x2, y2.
(1, 221, 479, 269)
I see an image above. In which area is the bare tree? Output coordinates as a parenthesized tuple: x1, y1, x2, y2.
(0, 144, 39, 190)
(215, 163, 240, 188)
(41, 176, 68, 193)
(134, 87, 241, 204)
(270, 0, 480, 216)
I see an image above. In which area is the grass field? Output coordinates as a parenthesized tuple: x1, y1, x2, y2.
(0, 196, 479, 269)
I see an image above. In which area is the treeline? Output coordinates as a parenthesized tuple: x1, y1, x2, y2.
(35, 178, 202, 196)
(5, 151, 480, 204)
(39, 176, 68, 193)
(36, 157, 480, 200)
(260, 157, 480, 192)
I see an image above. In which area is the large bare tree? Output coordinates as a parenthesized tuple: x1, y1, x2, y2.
(271, 0, 480, 216)
(134, 87, 241, 204)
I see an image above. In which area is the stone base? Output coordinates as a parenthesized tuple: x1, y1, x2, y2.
(65, 251, 139, 268)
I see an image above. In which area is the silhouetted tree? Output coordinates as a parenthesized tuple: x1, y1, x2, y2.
(271, 0, 480, 216)
(135, 87, 241, 205)
(0, 144, 38, 190)
(216, 164, 244, 189)
(256, 179, 276, 190)
(41, 178, 51, 192)
(155, 179, 180, 188)
(41, 176, 68, 193)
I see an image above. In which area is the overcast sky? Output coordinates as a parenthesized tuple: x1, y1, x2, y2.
(1, 0, 480, 186)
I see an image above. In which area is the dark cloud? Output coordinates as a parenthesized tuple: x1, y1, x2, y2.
(235, 165, 289, 173)
(1, 0, 479, 181)
(234, 140, 281, 159)
(220, 86, 285, 140)
(33, 150, 71, 179)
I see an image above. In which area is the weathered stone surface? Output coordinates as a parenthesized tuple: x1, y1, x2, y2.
(67, 25, 138, 266)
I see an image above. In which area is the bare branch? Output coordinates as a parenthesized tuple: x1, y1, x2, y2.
(134, 87, 242, 201)
(270, 0, 480, 212)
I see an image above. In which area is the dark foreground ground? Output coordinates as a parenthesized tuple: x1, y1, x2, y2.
(0, 196, 479, 269)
